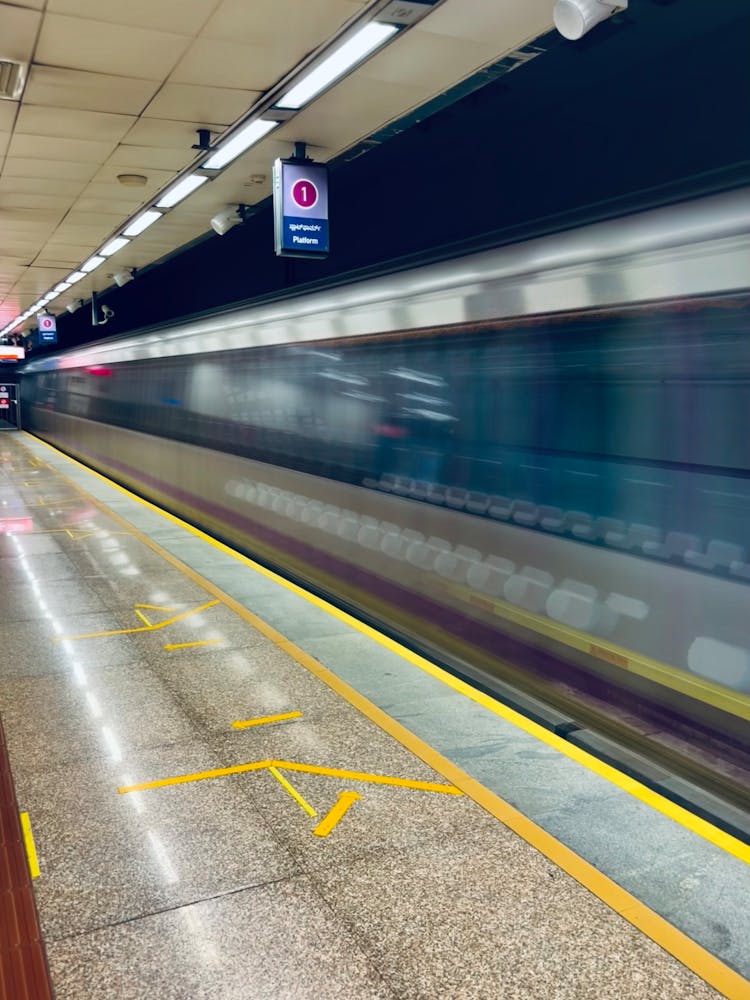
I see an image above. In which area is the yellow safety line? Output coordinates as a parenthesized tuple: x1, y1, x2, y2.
(19, 811, 40, 879)
(26, 434, 750, 999)
(163, 639, 221, 651)
(134, 608, 152, 627)
(232, 711, 302, 729)
(268, 766, 317, 818)
(457, 584, 750, 722)
(313, 791, 361, 837)
(54, 599, 219, 641)
(137, 604, 177, 612)
(117, 759, 460, 796)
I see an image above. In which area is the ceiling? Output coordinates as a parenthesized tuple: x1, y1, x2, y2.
(0, 0, 556, 331)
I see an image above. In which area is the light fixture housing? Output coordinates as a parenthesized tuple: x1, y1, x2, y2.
(276, 22, 398, 109)
(101, 236, 130, 257)
(81, 255, 105, 273)
(203, 120, 278, 170)
(123, 209, 162, 237)
(553, 0, 627, 40)
(66, 299, 84, 314)
(156, 173, 209, 209)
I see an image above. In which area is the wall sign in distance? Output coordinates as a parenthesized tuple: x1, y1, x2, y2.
(273, 158, 329, 259)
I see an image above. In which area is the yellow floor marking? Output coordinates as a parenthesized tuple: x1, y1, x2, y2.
(19, 811, 40, 879)
(163, 639, 221, 651)
(313, 791, 361, 838)
(268, 766, 317, 818)
(232, 711, 302, 729)
(137, 604, 177, 612)
(134, 608, 152, 627)
(276, 761, 461, 794)
(27, 435, 750, 999)
(54, 599, 219, 641)
(117, 758, 460, 796)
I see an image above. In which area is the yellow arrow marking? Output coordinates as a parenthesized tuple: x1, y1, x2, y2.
(117, 758, 461, 796)
(19, 811, 40, 879)
(268, 766, 317, 818)
(163, 639, 221, 651)
(232, 711, 302, 729)
(313, 791, 361, 838)
(134, 608, 152, 627)
(136, 604, 177, 612)
(55, 599, 219, 641)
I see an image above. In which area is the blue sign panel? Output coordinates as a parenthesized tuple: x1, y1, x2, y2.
(38, 314, 57, 344)
(273, 159, 329, 258)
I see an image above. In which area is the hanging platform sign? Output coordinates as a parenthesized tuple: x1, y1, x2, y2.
(273, 158, 329, 259)
(38, 314, 57, 344)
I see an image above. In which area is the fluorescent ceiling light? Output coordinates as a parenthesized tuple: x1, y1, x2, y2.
(100, 236, 130, 257)
(67, 271, 86, 284)
(123, 209, 162, 237)
(156, 174, 209, 208)
(53, 281, 71, 293)
(203, 119, 278, 170)
(277, 22, 398, 109)
(82, 255, 105, 273)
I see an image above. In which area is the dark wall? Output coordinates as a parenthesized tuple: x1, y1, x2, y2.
(56, 0, 750, 348)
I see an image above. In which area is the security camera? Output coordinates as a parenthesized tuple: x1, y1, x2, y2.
(113, 269, 135, 287)
(101, 304, 115, 320)
(66, 299, 84, 314)
(553, 0, 627, 40)
(210, 205, 249, 236)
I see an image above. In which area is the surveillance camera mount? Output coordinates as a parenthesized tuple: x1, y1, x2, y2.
(192, 128, 213, 151)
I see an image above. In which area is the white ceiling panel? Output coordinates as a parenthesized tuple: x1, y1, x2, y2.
(23, 66, 160, 115)
(15, 106, 136, 143)
(422, 0, 552, 46)
(0, 192, 72, 212)
(72, 195, 151, 214)
(0, 104, 16, 131)
(169, 38, 294, 91)
(142, 83, 261, 126)
(105, 144, 197, 172)
(46, 0, 221, 36)
(36, 243, 100, 262)
(0, 3, 42, 63)
(35, 14, 193, 80)
(360, 28, 508, 90)
(7, 133, 117, 164)
(202, 0, 364, 46)
(1, 0, 558, 326)
(0, 177, 86, 197)
(123, 117, 225, 149)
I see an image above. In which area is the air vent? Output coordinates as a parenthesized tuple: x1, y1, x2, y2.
(0, 60, 26, 100)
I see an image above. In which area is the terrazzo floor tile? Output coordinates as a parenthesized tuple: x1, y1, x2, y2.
(0, 550, 80, 584)
(149, 642, 359, 734)
(1, 578, 107, 621)
(111, 601, 269, 661)
(310, 840, 722, 1000)
(0, 532, 63, 557)
(0, 660, 200, 772)
(0, 613, 146, 679)
(46, 877, 397, 1000)
(12, 738, 299, 939)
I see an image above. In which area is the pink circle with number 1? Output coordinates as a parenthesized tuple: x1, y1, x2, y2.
(291, 178, 319, 210)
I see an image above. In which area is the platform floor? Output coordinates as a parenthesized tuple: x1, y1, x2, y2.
(0, 431, 748, 999)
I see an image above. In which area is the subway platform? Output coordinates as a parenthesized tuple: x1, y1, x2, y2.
(1, 430, 749, 1000)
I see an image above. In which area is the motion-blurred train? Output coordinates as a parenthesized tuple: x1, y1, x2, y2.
(20, 188, 750, 773)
